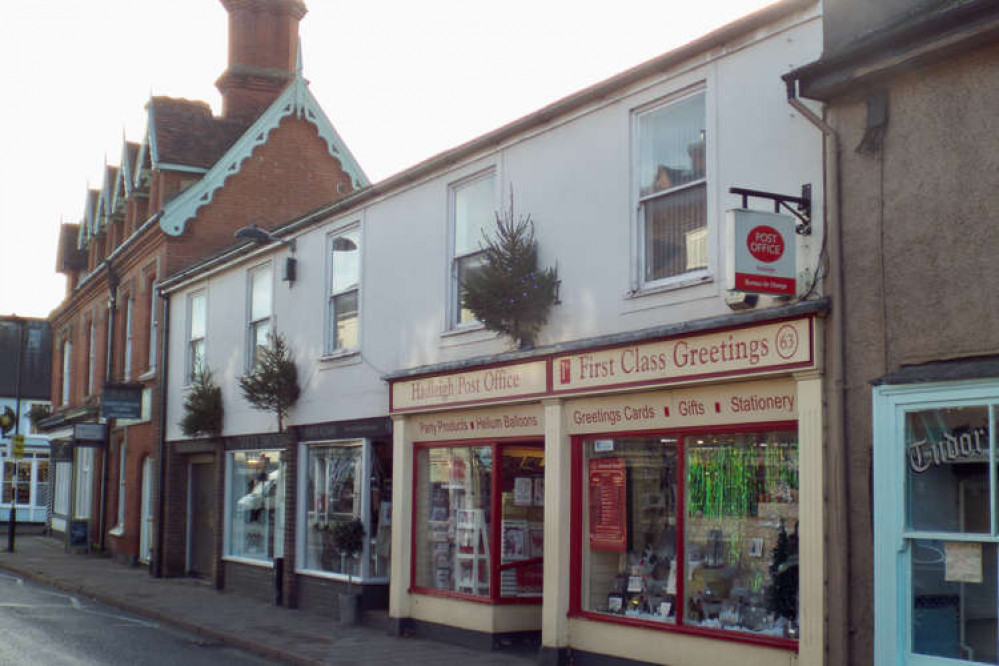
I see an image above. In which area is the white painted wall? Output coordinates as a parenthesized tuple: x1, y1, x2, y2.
(166, 7, 823, 441)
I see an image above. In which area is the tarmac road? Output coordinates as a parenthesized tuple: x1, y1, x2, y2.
(0, 572, 279, 666)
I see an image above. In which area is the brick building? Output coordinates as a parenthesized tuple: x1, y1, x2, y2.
(41, 0, 366, 571)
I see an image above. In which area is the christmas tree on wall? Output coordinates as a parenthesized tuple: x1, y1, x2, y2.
(462, 191, 559, 349)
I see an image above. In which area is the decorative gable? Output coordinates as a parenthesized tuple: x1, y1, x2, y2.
(159, 74, 369, 236)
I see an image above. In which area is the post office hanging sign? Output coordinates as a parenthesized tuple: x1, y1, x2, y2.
(726, 209, 797, 296)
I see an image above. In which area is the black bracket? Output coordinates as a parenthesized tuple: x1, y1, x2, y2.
(729, 184, 812, 235)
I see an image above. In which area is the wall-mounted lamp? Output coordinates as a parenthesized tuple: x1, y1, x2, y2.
(235, 224, 298, 283)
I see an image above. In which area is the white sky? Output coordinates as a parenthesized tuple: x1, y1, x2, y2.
(0, 0, 774, 319)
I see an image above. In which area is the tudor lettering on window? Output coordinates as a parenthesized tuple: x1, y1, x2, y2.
(726, 209, 797, 296)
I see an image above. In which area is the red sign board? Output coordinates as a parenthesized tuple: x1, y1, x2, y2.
(588, 458, 627, 552)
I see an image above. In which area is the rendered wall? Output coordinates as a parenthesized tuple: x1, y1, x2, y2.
(833, 41, 999, 665)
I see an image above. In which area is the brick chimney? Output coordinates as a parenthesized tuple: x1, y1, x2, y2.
(216, 0, 307, 123)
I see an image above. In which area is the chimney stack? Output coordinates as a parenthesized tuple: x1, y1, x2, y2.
(216, 0, 307, 123)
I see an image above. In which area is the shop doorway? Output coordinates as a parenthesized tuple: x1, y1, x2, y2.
(188, 459, 215, 577)
(139, 456, 154, 563)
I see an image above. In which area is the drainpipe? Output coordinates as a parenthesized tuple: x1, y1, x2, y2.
(100, 264, 119, 552)
(153, 288, 170, 578)
(784, 75, 848, 664)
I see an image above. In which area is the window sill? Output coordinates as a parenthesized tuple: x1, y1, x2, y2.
(626, 272, 713, 299)
(439, 323, 499, 349)
(319, 349, 361, 366)
(296, 568, 388, 584)
(109, 526, 124, 537)
(222, 555, 274, 569)
(137, 368, 156, 382)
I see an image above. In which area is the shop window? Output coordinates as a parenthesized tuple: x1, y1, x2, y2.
(1, 457, 31, 505)
(413, 442, 544, 601)
(874, 385, 999, 665)
(577, 430, 798, 642)
(54, 462, 71, 516)
(226, 449, 284, 563)
(636, 90, 708, 286)
(449, 171, 495, 328)
(327, 228, 361, 354)
(300, 440, 392, 580)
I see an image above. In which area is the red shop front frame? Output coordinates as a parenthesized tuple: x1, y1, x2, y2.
(410, 437, 545, 605)
(568, 421, 800, 652)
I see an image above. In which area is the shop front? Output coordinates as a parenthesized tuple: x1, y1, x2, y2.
(388, 306, 826, 665)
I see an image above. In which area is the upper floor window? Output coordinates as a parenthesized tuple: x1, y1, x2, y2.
(122, 296, 134, 381)
(636, 90, 707, 285)
(328, 228, 360, 353)
(188, 291, 206, 382)
(148, 281, 158, 371)
(61, 339, 72, 405)
(247, 264, 273, 367)
(86, 319, 96, 397)
(450, 171, 495, 327)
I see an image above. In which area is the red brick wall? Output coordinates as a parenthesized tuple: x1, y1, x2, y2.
(166, 115, 354, 274)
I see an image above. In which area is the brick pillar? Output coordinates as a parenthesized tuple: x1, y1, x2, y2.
(281, 429, 298, 607)
(213, 440, 226, 591)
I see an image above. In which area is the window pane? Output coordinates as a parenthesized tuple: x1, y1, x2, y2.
(911, 539, 997, 662)
(685, 431, 798, 638)
(331, 290, 358, 351)
(331, 230, 360, 294)
(229, 450, 282, 562)
(252, 320, 271, 364)
(454, 176, 495, 256)
(190, 339, 205, 379)
(304, 444, 363, 575)
(644, 183, 707, 282)
(369, 443, 392, 578)
(639, 92, 705, 197)
(250, 267, 272, 322)
(500, 447, 545, 598)
(582, 438, 678, 622)
(414, 446, 493, 597)
(906, 407, 990, 533)
(457, 252, 486, 325)
(190, 292, 206, 339)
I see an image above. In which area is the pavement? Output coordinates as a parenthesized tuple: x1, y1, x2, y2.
(0, 534, 538, 665)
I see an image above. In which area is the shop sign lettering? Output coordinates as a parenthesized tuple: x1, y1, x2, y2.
(553, 318, 811, 393)
(412, 405, 545, 441)
(908, 427, 989, 473)
(392, 361, 547, 411)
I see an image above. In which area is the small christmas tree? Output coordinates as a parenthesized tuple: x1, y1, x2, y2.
(238, 332, 300, 432)
(462, 192, 559, 349)
(180, 368, 223, 437)
(767, 521, 799, 621)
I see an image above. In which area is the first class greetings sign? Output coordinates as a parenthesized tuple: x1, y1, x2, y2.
(553, 317, 812, 393)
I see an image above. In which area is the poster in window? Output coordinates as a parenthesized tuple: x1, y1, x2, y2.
(588, 457, 627, 552)
(514, 477, 533, 506)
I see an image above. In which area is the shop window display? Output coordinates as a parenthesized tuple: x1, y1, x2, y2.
(304, 443, 363, 576)
(228, 449, 284, 563)
(414, 443, 544, 601)
(579, 430, 798, 640)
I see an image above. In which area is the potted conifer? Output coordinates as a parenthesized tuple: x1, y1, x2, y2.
(332, 518, 366, 625)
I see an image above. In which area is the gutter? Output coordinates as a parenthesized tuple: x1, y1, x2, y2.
(782, 73, 848, 665)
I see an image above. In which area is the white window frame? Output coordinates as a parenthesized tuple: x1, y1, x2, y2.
(187, 290, 207, 384)
(113, 438, 127, 533)
(873, 379, 999, 666)
(223, 448, 284, 566)
(54, 462, 72, 516)
(61, 339, 72, 406)
(86, 319, 96, 397)
(326, 225, 361, 355)
(448, 169, 496, 330)
(122, 295, 134, 381)
(148, 281, 158, 371)
(246, 263, 274, 370)
(632, 86, 711, 292)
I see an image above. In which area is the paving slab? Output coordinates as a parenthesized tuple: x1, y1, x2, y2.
(0, 535, 537, 665)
